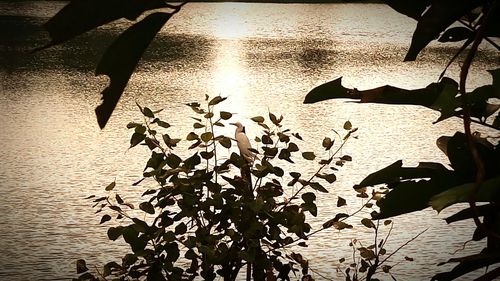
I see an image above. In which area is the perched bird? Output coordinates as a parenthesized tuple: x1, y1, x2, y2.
(230, 122, 257, 164)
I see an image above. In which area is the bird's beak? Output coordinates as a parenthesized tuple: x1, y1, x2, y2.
(230, 122, 236, 126)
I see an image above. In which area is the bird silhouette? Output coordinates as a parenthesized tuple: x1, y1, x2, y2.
(231, 122, 257, 164)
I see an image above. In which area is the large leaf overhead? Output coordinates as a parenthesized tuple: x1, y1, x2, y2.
(38, 0, 168, 50)
(95, 12, 171, 129)
(355, 160, 459, 219)
(404, 0, 483, 61)
(382, 0, 431, 21)
(304, 77, 461, 123)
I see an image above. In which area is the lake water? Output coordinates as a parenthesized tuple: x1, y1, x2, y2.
(1, 1, 499, 280)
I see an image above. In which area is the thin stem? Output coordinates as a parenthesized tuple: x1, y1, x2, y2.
(458, 19, 500, 50)
(379, 228, 427, 266)
(458, 2, 500, 240)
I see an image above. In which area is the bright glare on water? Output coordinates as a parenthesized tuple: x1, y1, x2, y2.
(0, 2, 499, 280)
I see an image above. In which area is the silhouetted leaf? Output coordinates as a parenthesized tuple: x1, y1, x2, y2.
(163, 134, 181, 149)
(438, 27, 474, 42)
(142, 107, 154, 118)
(208, 96, 226, 106)
(361, 218, 375, 229)
(201, 132, 213, 143)
(322, 137, 333, 150)
(100, 214, 112, 224)
(343, 121, 352, 130)
(445, 204, 495, 224)
(115, 194, 124, 204)
(193, 123, 205, 129)
(383, 0, 431, 20)
(404, 0, 481, 61)
(337, 196, 346, 207)
(127, 122, 142, 129)
(95, 12, 172, 129)
(218, 137, 231, 149)
(76, 259, 88, 274)
(310, 182, 328, 193)
(288, 142, 299, 152)
(303, 77, 351, 104)
(105, 181, 116, 191)
(318, 173, 337, 184)
(156, 120, 170, 128)
(251, 116, 265, 123)
(430, 176, 500, 212)
(302, 152, 316, 160)
(38, 0, 168, 51)
(220, 111, 232, 120)
(333, 221, 353, 230)
(139, 202, 155, 214)
(305, 77, 461, 124)
(358, 160, 461, 219)
(432, 252, 500, 281)
(302, 192, 316, 204)
(107, 226, 124, 241)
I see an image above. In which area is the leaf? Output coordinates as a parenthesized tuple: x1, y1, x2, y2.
(36, 0, 168, 51)
(445, 204, 495, 224)
(318, 173, 337, 184)
(201, 132, 213, 143)
(333, 221, 353, 230)
(310, 182, 328, 193)
(357, 160, 460, 219)
(303, 77, 351, 104)
(94, 12, 172, 129)
(156, 120, 170, 128)
(251, 116, 265, 123)
(139, 202, 155, 214)
(337, 196, 346, 207)
(105, 181, 116, 191)
(278, 149, 294, 163)
(340, 155, 352, 161)
(175, 222, 187, 235)
(208, 96, 226, 106)
(322, 137, 333, 150)
(432, 252, 500, 281)
(288, 142, 299, 152)
(193, 122, 205, 129)
(142, 107, 154, 118)
(162, 134, 181, 149)
(100, 214, 112, 224)
(115, 194, 124, 204)
(438, 27, 474, 42)
(220, 111, 232, 120)
(107, 226, 124, 241)
(361, 218, 375, 229)
(166, 153, 182, 168)
(302, 192, 316, 204)
(382, 1, 431, 20)
(430, 176, 500, 212)
(76, 259, 88, 274)
(304, 77, 461, 124)
(218, 137, 232, 149)
(302, 152, 316, 160)
(127, 122, 142, 129)
(404, 0, 481, 61)
(343, 121, 352, 130)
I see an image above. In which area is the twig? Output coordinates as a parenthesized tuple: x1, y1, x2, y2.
(379, 228, 428, 266)
(458, 2, 500, 240)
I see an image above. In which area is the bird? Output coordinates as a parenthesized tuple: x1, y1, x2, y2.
(230, 122, 257, 164)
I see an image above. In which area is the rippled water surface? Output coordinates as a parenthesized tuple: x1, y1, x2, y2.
(1, 1, 499, 280)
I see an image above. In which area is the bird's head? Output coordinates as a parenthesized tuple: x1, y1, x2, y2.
(230, 122, 245, 133)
